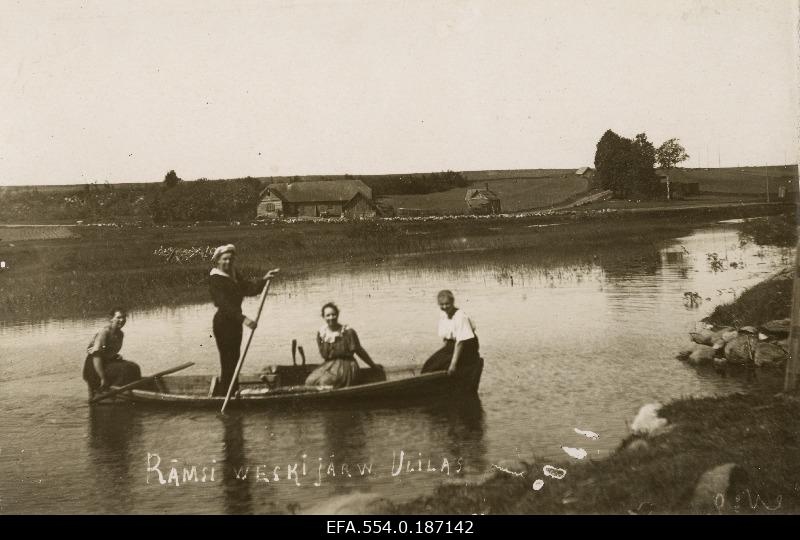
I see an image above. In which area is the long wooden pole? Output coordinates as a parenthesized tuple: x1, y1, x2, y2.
(784, 222, 800, 392)
(89, 362, 195, 404)
(221, 279, 272, 413)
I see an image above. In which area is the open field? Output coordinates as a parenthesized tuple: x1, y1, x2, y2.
(384, 174, 589, 213)
(581, 193, 768, 211)
(668, 165, 798, 195)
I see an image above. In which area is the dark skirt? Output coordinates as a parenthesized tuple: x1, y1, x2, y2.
(83, 355, 142, 392)
(213, 312, 243, 396)
(421, 337, 480, 375)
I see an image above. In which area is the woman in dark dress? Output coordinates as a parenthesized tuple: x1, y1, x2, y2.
(83, 307, 142, 398)
(305, 303, 382, 388)
(421, 290, 480, 378)
(209, 244, 279, 396)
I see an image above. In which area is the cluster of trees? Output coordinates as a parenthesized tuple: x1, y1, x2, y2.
(149, 174, 262, 223)
(594, 130, 688, 199)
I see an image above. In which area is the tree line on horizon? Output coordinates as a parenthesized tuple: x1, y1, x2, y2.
(0, 169, 470, 223)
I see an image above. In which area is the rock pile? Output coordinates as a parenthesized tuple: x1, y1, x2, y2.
(677, 319, 791, 370)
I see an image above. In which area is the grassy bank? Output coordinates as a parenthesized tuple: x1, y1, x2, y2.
(385, 392, 799, 515)
(0, 203, 790, 323)
(704, 211, 796, 328)
(704, 276, 793, 328)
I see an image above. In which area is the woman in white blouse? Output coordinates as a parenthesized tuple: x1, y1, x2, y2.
(420, 290, 480, 376)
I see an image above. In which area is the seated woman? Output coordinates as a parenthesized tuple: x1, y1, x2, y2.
(421, 290, 480, 377)
(82, 307, 142, 399)
(305, 303, 381, 388)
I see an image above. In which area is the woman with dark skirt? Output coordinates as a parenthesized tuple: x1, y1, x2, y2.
(421, 290, 480, 378)
(305, 302, 382, 388)
(83, 307, 142, 399)
(209, 244, 279, 396)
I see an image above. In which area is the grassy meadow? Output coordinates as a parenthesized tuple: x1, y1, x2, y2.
(384, 173, 589, 213)
(667, 165, 798, 195)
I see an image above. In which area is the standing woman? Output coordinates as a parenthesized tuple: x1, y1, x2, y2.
(305, 302, 381, 388)
(83, 307, 142, 398)
(421, 290, 480, 377)
(209, 244, 279, 396)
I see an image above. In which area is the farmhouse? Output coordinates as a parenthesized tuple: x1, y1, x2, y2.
(257, 179, 377, 219)
(575, 167, 594, 178)
(465, 185, 501, 214)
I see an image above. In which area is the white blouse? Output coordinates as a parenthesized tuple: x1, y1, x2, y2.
(438, 309, 476, 342)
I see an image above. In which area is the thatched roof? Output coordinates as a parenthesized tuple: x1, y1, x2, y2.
(465, 188, 500, 201)
(262, 179, 372, 203)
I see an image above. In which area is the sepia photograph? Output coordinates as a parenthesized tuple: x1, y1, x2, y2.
(1, 0, 799, 521)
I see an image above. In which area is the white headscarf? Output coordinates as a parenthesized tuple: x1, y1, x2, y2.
(211, 244, 236, 265)
(210, 244, 237, 279)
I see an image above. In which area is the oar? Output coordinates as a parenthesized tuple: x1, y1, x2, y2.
(89, 362, 195, 404)
(221, 278, 273, 413)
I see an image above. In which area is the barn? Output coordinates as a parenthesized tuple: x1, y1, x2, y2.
(465, 186, 501, 214)
(257, 179, 377, 219)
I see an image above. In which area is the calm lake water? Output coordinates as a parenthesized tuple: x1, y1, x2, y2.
(0, 224, 792, 514)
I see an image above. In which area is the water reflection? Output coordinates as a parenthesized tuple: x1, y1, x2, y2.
(319, 410, 369, 495)
(220, 414, 252, 515)
(87, 405, 141, 514)
(419, 396, 487, 478)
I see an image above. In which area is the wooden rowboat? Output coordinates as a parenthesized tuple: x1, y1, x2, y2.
(111, 359, 483, 408)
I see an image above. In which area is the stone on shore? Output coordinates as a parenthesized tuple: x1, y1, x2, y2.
(688, 344, 716, 365)
(724, 335, 758, 365)
(689, 329, 716, 346)
(754, 343, 789, 367)
(690, 463, 748, 514)
(676, 345, 695, 361)
(762, 319, 791, 337)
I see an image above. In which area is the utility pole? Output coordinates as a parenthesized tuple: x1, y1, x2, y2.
(784, 227, 800, 392)
(765, 163, 770, 203)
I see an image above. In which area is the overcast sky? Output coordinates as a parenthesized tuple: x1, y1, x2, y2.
(1, 0, 797, 185)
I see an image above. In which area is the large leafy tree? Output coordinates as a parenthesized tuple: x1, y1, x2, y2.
(594, 130, 659, 199)
(656, 138, 689, 170)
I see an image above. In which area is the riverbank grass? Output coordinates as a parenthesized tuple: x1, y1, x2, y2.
(704, 272, 792, 328)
